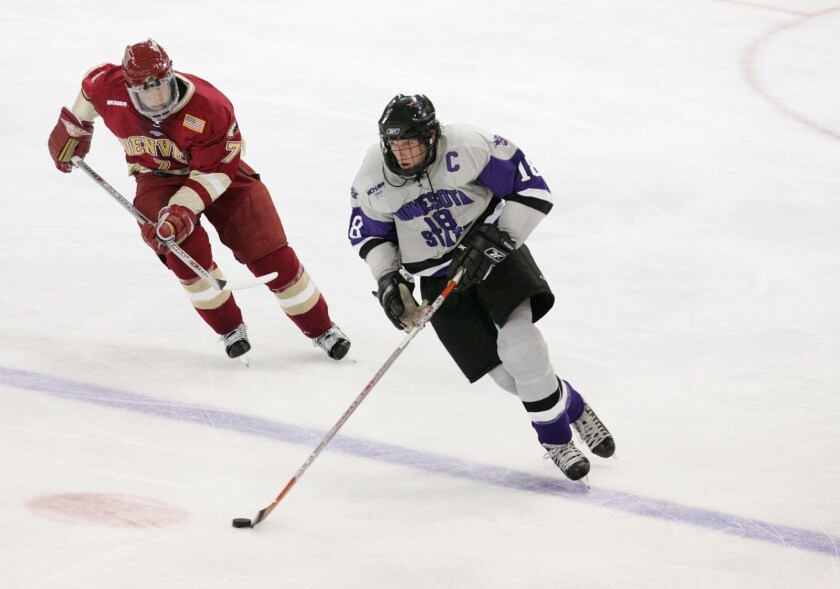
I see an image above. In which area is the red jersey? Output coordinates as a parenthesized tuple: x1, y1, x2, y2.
(80, 63, 243, 212)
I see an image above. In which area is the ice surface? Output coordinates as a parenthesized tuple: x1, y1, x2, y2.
(2, 1, 838, 587)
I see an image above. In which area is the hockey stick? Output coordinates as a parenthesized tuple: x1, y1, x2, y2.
(235, 267, 465, 529)
(70, 156, 278, 291)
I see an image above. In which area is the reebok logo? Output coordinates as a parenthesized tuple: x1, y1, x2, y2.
(107, 100, 128, 107)
(483, 247, 508, 263)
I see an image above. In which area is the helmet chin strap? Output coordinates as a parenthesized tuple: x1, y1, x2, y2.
(410, 144, 437, 182)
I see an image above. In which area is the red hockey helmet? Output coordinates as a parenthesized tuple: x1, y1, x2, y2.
(122, 39, 180, 122)
(122, 39, 172, 86)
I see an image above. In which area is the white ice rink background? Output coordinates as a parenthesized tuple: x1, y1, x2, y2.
(2, 1, 839, 587)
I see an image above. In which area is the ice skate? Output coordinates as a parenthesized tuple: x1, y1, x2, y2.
(572, 403, 615, 458)
(542, 440, 590, 481)
(312, 323, 351, 360)
(222, 323, 251, 365)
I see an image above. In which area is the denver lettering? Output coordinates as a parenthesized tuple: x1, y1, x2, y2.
(119, 136, 188, 163)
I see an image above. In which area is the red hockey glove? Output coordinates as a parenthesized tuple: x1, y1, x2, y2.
(140, 222, 168, 255)
(140, 205, 197, 254)
(48, 107, 94, 173)
(156, 204, 197, 244)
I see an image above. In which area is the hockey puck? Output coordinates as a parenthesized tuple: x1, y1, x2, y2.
(232, 518, 252, 528)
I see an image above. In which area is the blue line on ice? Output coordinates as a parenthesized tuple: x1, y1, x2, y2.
(3, 365, 837, 557)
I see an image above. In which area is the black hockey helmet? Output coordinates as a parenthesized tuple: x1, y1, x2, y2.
(378, 94, 441, 179)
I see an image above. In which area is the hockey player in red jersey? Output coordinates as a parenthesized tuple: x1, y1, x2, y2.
(47, 39, 350, 361)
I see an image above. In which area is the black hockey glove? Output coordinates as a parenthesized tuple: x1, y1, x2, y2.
(377, 271, 423, 331)
(448, 224, 516, 289)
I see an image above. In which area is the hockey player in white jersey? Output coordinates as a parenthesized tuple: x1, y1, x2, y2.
(348, 94, 614, 481)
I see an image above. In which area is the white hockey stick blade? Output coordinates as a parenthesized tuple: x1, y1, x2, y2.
(218, 272, 277, 290)
(158, 240, 277, 291)
(216, 271, 278, 291)
(162, 240, 277, 291)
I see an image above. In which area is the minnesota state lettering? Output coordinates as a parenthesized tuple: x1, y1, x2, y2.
(396, 189, 474, 248)
(119, 136, 188, 164)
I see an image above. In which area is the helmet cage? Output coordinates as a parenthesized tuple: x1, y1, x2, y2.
(126, 70, 180, 123)
(378, 94, 440, 179)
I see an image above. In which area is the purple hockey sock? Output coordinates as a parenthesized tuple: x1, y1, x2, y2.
(531, 412, 573, 445)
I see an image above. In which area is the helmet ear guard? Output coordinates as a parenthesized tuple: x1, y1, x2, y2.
(378, 94, 441, 179)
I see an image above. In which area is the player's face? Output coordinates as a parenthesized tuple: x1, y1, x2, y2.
(389, 138, 428, 171)
(126, 71, 180, 123)
(133, 78, 173, 113)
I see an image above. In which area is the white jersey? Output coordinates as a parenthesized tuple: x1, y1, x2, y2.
(348, 123, 553, 279)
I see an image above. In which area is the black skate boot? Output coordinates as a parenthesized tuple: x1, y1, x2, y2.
(222, 324, 251, 360)
(542, 441, 590, 481)
(572, 404, 615, 458)
(312, 323, 351, 360)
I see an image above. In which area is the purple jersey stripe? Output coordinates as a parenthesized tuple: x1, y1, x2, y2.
(476, 148, 550, 198)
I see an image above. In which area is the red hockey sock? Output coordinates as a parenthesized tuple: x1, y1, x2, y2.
(248, 246, 332, 338)
(164, 226, 244, 335)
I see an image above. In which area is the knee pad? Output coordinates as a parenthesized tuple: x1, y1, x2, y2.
(496, 302, 556, 402)
(488, 365, 517, 395)
(247, 245, 302, 290)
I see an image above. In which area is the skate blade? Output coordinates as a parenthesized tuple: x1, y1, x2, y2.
(238, 354, 250, 368)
